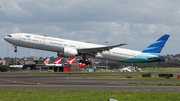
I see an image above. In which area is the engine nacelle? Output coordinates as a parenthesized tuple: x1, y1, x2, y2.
(64, 47, 78, 57)
(57, 47, 78, 57)
(57, 51, 64, 57)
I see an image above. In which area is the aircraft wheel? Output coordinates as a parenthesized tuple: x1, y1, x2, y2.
(79, 60, 82, 63)
(89, 62, 92, 65)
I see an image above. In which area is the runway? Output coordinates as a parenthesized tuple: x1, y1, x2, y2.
(0, 74, 180, 92)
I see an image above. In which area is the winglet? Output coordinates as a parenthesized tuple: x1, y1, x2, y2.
(141, 34, 170, 56)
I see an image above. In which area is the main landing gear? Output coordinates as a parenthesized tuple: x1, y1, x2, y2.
(79, 57, 92, 65)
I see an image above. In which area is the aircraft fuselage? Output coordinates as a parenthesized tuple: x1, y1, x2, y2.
(4, 33, 167, 63)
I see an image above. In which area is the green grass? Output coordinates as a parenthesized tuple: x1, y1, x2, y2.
(142, 68, 180, 72)
(1, 70, 180, 76)
(84, 76, 178, 79)
(26, 72, 143, 76)
(0, 90, 180, 101)
(129, 82, 180, 86)
(0, 72, 145, 76)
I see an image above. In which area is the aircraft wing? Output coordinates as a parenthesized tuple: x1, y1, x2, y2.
(78, 44, 127, 56)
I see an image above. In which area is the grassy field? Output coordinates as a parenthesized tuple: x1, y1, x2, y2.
(1, 72, 145, 76)
(0, 68, 179, 76)
(0, 71, 179, 100)
(84, 76, 179, 79)
(129, 82, 180, 86)
(1, 71, 178, 76)
(0, 90, 180, 101)
(142, 68, 180, 72)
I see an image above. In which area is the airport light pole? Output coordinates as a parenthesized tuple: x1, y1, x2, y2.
(28, 48, 29, 61)
(37, 50, 39, 59)
(7, 50, 9, 65)
(105, 41, 108, 72)
(42, 50, 43, 60)
(7, 50, 9, 57)
(16, 52, 17, 65)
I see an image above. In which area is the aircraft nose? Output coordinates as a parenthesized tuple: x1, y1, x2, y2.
(4, 37, 7, 41)
(4, 35, 12, 42)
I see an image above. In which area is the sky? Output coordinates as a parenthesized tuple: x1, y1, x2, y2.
(1, 0, 180, 58)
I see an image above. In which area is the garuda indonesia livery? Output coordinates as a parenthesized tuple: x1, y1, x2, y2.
(4, 33, 170, 64)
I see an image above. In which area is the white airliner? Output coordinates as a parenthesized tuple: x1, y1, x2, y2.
(4, 33, 170, 63)
(44, 57, 75, 67)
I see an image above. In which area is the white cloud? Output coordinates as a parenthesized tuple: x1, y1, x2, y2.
(110, 22, 131, 36)
(126, 37, 135, 43)
(1, 0, 180, 57)
(51, 26, 60, 31)
(0, 28, 5, 35)
(12, 27, 21, 33)
(110, 22, 121, 30)
(62, 31, 77, 37)
(0, 0, 31, 17)
(142, 24, 157, 35)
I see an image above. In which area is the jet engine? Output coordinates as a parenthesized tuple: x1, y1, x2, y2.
(57, 47, 78, 57)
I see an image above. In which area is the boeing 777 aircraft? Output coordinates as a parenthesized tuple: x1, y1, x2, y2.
(4, 33, 170, 64)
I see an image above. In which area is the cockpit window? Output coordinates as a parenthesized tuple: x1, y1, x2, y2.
(7, 35, 12, 37)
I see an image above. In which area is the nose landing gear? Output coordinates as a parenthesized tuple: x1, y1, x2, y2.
(13, 45, 17, 53)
